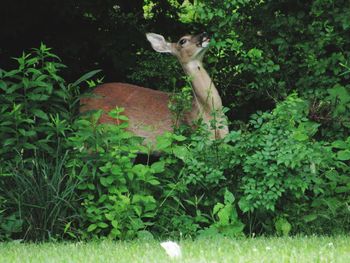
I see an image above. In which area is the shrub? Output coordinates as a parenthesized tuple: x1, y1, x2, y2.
(68, 109, 160, 239)
(222, 94, 350, 235)
(0, 44, 100, 241)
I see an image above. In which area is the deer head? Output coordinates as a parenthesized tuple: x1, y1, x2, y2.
(146, 32, 210, 64)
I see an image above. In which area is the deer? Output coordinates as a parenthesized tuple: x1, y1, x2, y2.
(80, 32, 229, 146)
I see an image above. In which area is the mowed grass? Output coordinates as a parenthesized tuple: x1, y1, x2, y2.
(0, 236, 349, 263)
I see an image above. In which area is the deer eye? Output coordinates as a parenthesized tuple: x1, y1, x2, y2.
(179, 39, 187, 45)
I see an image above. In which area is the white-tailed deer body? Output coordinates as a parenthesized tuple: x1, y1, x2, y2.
(81, 32, 228, 144)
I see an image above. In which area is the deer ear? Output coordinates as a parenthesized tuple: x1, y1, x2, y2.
(146, 33, 172, 53)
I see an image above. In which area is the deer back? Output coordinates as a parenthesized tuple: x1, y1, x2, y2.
(80, 83, 174, 143)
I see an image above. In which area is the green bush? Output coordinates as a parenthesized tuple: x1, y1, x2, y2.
(68, 109, 160, 240)
(284, 135, 350, 234)
(233, 94, 328, 212)
(0, 44, 100, 241)
(223, 94, 350, 235)
(150, 128, 244, 238)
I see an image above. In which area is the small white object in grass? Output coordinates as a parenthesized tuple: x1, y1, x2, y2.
(160, 241, 182, 259)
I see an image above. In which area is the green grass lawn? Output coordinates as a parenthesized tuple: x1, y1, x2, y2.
(0, 236, 349, 263)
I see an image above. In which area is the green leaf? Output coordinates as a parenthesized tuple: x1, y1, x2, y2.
(72, 69, 102, 86)
(337, 150, 350, 161)
(156, 135, 172, 150)
(117, 115, 129, 121)
(148, 178, 160, 185)
(87, 224, 97, 232)
(4, 69, 20, 78)
(173, 134, 187, 142)
(151, 161, 165, 173)
(213, 203, 224, 215)
(28, 94, 50, 101)
(100, 177, 111, 187)
(97, 222, 109, 228)
(109, 228, 121, 238)
(217, 205, 232, 225)
(332, 140, 348, 149)
(6, 83, 22, 94)
(87, 183, 95, 190)
(132, 164, 148, 177)
(328, 84, 350, 104)
(172, 145, 190, 160)
(3, 138, 16, 147)
(105, 213, 114, 221)
(23, 143, 37, 149)
(32, 109, 49, 120)
(0, 80, 7, 91)
(303, 214, 318, 223)
(111, 166, 122, 175)
(247, 48, 263, 58)
(111, 220, 118, 229)
(238, 197, 252, 213)
(134, 206, 142, 217)
(137, 230, 154, 241)
(335, 186, 349, 193)
(293, 131, 308, 141)
(224, 189, 235, 204)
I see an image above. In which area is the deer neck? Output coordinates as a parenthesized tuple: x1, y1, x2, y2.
(182, 60, 223, 116)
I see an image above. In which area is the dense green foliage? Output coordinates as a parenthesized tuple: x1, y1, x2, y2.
(0, 45, 98, 240)
(0, 0, 349, 241)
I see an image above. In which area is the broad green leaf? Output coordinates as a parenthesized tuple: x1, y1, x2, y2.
(32, 109, 49, 120)
(293, 131, 308, 141)
(303, 214, 318, 222)
(213, 203, 224, 215)
(111, 166, 122, 175)
(337, 150, 350, 161)
(100, 177, 110, 187)
(133, 206, 142, 217)
(97, 222, 109, 228)
(151, 161, 165, 173)
(172, 145, 190, 160)
(87, 224, 97, 232)
(331, 140, 348, 149)
(111, 220, 119, 229)
(132, 164, 148, 177)
(224, 189, 235, 204)
(217, 205, 232, 225)
(156, 136, 172, 150)
(335, 186, 349, 193)
(173, 134, 187, 142)
(148, 178, 160, 185)
(105, 213, 114, 221)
